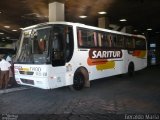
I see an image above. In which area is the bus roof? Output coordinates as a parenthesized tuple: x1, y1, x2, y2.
(22, 22, 146, 39)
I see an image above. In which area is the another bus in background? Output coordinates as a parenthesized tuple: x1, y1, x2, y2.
(0, 39, 17, 55)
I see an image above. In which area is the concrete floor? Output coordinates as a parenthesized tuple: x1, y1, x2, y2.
(0, 66, 160, 120)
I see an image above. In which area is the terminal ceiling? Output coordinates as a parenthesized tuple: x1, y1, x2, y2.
(0, 0, 160, 40)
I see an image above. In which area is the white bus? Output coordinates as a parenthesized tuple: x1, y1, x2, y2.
(14, 22, 147, 90)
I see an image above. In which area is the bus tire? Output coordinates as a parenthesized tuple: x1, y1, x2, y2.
(128, 63, 135, 77)
(73, 72, 85, 90)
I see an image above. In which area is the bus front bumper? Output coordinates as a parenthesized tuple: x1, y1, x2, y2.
(15, 76, 50, 89)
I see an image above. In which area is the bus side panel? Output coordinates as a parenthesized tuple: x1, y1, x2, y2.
(71, 49, 126, 81)
(124, 50, 147, 72)
(134, 50, 147, 71)
(47, 66, 67, 89)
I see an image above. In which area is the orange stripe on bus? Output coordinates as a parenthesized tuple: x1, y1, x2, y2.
(87, 57, 108, 66)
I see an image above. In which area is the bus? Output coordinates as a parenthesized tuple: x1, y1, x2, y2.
(0, 39, 17, 54)
(14, 22, 147, 90)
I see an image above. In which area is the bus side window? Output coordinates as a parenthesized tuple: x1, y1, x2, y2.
(94, 32, 97, 47)
(112, 34, 117, 48)
(87, 30, 96, 47)
(116, 35, 124, 48)
(106, 33, 112, 47)
(99, 32, 106, 47)
(78, 30, 83, 46)
(109, 34, 115, 48)
(125, 37, 135, 49)
(79, 29, 88, 47)
(98, 33, 102, 47)
(135, 38, 146, 50)
(77, 28, 97, 48)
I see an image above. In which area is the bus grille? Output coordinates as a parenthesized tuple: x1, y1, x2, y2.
(20, 78, 34, 85)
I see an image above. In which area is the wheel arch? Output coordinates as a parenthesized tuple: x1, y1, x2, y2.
(74, 66, 90, 87)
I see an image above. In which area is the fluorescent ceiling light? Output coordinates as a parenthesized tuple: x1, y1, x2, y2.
(120, 19, 127, 22)
(6, 37, 10, 39)
(79, 15, 87, 18)
(12, 29, 17, 32)
(98, 11, 107, 15)
(4, 26, 10, 28)
(147, 28, 152, 31)
(0, 32, 4, 35)
(0, 11, 2, 14)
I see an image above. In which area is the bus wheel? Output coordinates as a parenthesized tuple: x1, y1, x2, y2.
(73, 72, 85, 90)
(128, 63, 135, 77)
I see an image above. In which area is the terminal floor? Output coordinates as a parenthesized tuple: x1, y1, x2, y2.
(0, 66, 160, 119)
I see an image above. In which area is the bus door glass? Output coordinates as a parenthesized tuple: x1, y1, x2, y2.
(51, 25, 73, 66)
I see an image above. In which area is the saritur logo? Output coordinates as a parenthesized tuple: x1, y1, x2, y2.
(89, 49, 123, 59)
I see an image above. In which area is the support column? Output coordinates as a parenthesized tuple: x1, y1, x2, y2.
(98, 17, 109, 29)
(49, 2, 64, 22)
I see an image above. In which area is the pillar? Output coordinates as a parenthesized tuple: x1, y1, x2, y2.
(98, 17, 109, 29)
(49, 2, 65, 22)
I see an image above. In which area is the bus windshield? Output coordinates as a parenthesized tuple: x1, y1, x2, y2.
(15, 24, 74, 64)
(15, 26, 51, 64)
